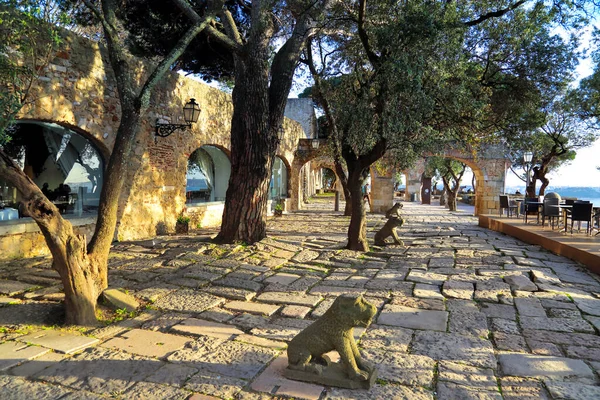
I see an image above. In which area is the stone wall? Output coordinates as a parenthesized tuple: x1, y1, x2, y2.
(0, 217, 96, 260)
(9, 28, 305, 245)
(284, 99, 316, 139)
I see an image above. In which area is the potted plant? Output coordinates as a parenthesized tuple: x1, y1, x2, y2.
(175, 215, 190, 234)
(274, 198, 285, 216)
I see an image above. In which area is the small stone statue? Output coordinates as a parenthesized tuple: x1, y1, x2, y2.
(374, 202, 404, 246)
(285, 295, 377, 389)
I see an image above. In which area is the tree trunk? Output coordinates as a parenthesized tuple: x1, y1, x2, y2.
(448, 190, 458, 211)
(439, 189, 447, 206)
(346, 173, 369, 252)
(538, 174, 550, 195)
(216, 48, 277, 244)
(333, 159, 352, 216)
(345, 159, 370, 251)
(0, 149, 102, 326)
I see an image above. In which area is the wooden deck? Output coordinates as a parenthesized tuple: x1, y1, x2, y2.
(479, 214, 600, 275)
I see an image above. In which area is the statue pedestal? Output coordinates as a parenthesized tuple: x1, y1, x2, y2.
(283, 362, 377, 390)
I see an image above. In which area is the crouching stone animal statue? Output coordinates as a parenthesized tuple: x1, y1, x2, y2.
(374, 202, 404, 246)
(285, 294, 377, 389)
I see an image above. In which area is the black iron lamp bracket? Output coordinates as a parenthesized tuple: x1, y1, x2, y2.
(155, 120, 191, 138)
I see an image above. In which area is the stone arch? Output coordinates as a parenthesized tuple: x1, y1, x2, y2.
(274, 153, 292, 198)
(270, 155, 290, 200)
(438, 155, 485, 214)
(16, 118, 110, 162)
(185, 145, 231, 204)
(289, 139, 329, 211)
(310, 159, 345, 198)
(1, 119, 107, 217)
(402, 146, 508, 215)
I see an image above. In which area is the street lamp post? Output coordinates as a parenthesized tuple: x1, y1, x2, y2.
(523, 151, 533, 197)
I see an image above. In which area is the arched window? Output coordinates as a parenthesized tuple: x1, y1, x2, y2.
(0, 122, 104, 221)
(186, 145, 230, 204)
(270, 156, 288, 199)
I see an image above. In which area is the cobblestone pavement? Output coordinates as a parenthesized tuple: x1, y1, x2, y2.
(1, 198, 600, 399)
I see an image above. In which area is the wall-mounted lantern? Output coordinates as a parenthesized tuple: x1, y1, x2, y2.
(311, 134, 320, 149)
(155, 98, 201, 139)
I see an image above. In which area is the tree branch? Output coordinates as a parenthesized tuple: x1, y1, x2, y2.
(139, 19, 209, 105)
(463, 1, 527, 27)
(170, 0, 242, 53)
(219, 8, 243, 46)
(357, 0, 379, 66)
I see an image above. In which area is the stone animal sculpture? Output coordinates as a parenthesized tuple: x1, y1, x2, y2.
(287, 294, 377, 381)
(374, 202, 404, 246)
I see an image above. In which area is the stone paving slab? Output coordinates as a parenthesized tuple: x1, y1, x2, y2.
(0, 375, 72, 400)
(256, 291, 322, 307)
(101, 328, 191, 358)
(500, 376, 551, 400)
(325, 384, 434, 400)
(34, 347, 164, 394)
(153, 289, 225, 313)
(498, 353, 595, 382)
(0, 280, 39, 296)
(251, 354, 324, 400)
(17, 330, 99, 354)
(378, 305, 448, 331)
(544, 380, 600, 399)
(520, 316, 595, 333)
(359, 325, 413, 352)
(123, 381, 191, 399)
(0, 341, 50, 371)
(412, 331, 496, 369)
(224, 300, 280, 316)
(185, 369, 248, 398)
(184, 340, 278, 380)
(170, 317, 244, 339)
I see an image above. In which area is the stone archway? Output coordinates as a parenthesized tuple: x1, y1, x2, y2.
(289, 139, 328, 211)
(402, 145, 509, 215)
(3, 120, 107, 216)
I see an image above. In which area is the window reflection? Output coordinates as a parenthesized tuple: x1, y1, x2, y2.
(186, 145, 230, 204)
(0, 122, 103, 221)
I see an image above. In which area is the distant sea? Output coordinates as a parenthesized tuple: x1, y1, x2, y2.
(506, 186, 600, 206)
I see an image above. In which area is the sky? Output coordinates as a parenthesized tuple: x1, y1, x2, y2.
(505, 21, 600, 189)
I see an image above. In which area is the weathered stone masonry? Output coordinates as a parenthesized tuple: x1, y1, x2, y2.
(2, 29, 304, 259)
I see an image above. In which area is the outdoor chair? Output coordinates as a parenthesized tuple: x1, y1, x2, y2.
(523, 197, 541, 224)
(570, 202, 593, 235)
(542, 197, 560, 229)
(499, 195, 518, 218)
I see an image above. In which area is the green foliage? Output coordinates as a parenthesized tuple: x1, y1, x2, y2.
(274, 203, 283, 212)
(176, 215, 190, 224)
(0, 1, 66, 144)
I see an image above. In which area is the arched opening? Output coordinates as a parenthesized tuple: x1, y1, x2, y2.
(186, 145, 231, 204)
(321, 167, 336, 192)
(425, 155, 483, 214)
(269, 156, 288, 199)
(0, 121, 104, 221)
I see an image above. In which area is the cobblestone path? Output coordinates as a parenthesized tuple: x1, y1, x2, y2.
(1, 199, 599, 399)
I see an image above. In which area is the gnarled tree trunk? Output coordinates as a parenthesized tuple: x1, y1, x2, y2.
(0, 150, 103, 325)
